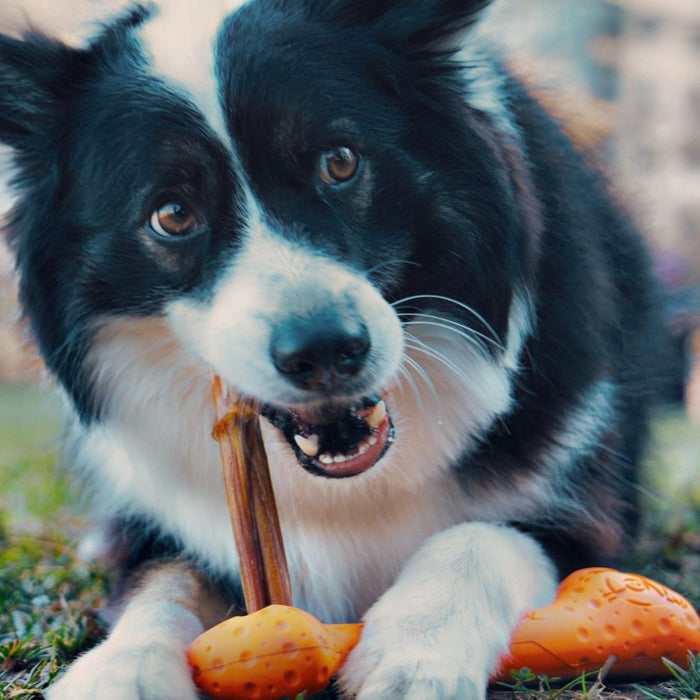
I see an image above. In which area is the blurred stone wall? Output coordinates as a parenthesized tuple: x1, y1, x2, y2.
(0, 233, 42, 382)
(614, 0, 700, 279)
(481, 0, 700, 289)
(0, 0, 121, 382)
(613, 0, 700, 419)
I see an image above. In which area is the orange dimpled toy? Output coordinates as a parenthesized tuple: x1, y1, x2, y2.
(189, 376, 700, 700)
(494, 566, 700, 683)
(188, 605, 362, 699)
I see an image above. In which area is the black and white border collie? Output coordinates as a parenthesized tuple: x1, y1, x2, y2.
(1, 0, 665, 697)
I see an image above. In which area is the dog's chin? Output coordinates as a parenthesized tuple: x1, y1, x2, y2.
(261, 394, 394, 478)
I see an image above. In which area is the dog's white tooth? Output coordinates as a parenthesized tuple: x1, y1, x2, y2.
(364, 400, 387, 428)
(294, 433, 320, 457)
(333, 454, 346, 463)
(319, 453, 334, 465)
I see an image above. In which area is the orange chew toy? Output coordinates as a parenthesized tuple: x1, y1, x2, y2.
(188, 605, 362, 699)
(188, 567, 700, 699)
(494, 567, 700, 683)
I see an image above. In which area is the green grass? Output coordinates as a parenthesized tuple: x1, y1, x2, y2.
(0, 382, 698, 699)
(0, 383, 108, 698)
(492, 655, 700, 699)
(495, 665, 613, 699)
(633, 654, 700, 699)
(0, 524, 107, 699)
(0, 385, 76, 532)
(492, 652, 700, 699)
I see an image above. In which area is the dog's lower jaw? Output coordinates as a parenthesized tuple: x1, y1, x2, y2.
(337, 522, 558, 700)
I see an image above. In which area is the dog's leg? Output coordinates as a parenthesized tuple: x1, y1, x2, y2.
(338, 522, 558, 700)
(48, 560, 229, 700)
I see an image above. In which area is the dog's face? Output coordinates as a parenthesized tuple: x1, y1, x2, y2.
(1, 0, 535, 486)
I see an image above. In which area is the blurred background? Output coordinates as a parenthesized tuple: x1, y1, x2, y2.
(0, 0, 698, 535)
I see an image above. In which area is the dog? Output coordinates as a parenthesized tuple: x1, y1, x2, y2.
(0, 0, 667, 697)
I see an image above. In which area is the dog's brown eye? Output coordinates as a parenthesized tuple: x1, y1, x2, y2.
(319, 147, 360, 185)
(150, 202, 198, 237)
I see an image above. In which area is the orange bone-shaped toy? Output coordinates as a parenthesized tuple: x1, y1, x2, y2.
(188, 605, 362, 699)
(193, 378, 700, 699)
(188, 569, 700, 700)
(189, 569, 700, 699)
(494, 566, 700, 682)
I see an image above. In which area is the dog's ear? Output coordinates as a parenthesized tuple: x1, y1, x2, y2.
(306, 0, 493, 51)
(0, 33, 90, 154)
(0, 5, 150, 155)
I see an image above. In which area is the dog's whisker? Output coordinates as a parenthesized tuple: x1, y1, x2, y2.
(403, 337, 479, 394)
(401, 353, 436, 393)
(401, 319, 494, 356)
(391, 294, 501, 344)
(394, 362, 426, 412)
(397, 312, 504, 352)
(398, 353, 439, 410)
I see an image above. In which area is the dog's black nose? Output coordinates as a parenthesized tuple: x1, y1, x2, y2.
(271, 310, 370, 391)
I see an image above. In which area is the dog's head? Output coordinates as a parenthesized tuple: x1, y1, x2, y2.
(0, 0, 539, 482)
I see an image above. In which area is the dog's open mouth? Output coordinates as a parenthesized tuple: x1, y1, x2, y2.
(262, 394, 394, 478)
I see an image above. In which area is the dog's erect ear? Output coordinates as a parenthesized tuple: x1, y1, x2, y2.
(0, 32, 90, 153)
(0, 6, 150, 154)
(306, 0, 493, 50)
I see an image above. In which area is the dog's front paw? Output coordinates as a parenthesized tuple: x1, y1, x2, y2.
(47, 637, 198, 700)
(340, 642, 483, 700)
(337, 592, 489, 700)
(338, 523, 558, 699)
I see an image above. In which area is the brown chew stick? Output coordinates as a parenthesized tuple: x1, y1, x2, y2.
(211, 374, 293, 611)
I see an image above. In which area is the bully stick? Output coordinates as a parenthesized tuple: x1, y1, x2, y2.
(211, 374, 293, 612)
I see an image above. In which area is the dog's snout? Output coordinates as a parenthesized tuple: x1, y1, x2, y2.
(271, 310, 370, 391)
